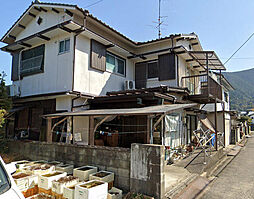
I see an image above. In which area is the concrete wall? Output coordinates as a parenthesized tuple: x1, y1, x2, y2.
(74, 34, 135, 96)
(8, 141, 131, 192)
(130, 143, 165, 199)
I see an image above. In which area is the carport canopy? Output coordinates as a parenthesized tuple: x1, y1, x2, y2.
(43, 103, 198, 118)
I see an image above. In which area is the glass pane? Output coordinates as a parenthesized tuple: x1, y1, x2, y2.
(106, 54, 116, 72)
(117, 58, 125, 75)
(59, 41, 65, 53)
(65, 39, 70, 52)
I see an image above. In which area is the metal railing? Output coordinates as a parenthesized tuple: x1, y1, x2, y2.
(182, 74, 222, 100)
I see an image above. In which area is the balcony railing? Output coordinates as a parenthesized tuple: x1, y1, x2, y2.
(182, 74, 222, 100)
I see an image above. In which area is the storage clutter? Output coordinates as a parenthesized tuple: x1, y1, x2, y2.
(11, 159, 122, 199)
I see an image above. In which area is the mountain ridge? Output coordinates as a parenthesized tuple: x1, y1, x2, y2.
(223, 68, 254, 110)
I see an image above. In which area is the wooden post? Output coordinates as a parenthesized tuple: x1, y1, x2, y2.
(222, 102, 225, 146)
(89, 116, 95, 146)
(150, 117, 153, 144)
(46, 118, 52, 143)
(215, 99, 218, 150)
(147, 115, 151, 144)
(161, 116, 165, 145)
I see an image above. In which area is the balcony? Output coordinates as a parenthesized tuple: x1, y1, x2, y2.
(182, 74, 222, 103)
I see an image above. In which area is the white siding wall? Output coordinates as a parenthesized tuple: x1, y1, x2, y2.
(13, 34, 74, 97)
(16, 10, 72, 40)
(74, 35, 135, 96)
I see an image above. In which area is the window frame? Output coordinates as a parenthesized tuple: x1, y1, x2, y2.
(58, 38, 70, 55)
(106, 51, 126, 77)
(20, 44, 45, 77)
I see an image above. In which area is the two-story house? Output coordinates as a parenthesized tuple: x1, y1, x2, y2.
(2, 1, 228, 150)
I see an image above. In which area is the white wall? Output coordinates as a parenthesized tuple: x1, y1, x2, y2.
(73, 116, 89, 145)
(74, 34, 135, 96)
(56, 96, 72, 112)
(13, 33, 74, 97)
(16, 10, 72, 41)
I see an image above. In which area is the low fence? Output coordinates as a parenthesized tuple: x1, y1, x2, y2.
(8, 141, 131, 192)
(8, 141, 165, 198)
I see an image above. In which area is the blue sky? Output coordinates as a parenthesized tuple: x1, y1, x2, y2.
(1, 0, 254, 84)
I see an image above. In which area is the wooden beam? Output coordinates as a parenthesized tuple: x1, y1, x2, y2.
(28, 12, 36, 18)
(18, 24, 26, 29)
(8, 35, 16, 40)
(36, 34, 50, 41)
(146, 116, 150, 144)
(105, 44, 115, 49)
(46, 118, 52, 143)
(59, 25, 73, 33)
(52, 8, 60, 13)
(51, 117, 68, 132)
(191, 42, 199, 46)
(34, 7, 41, 12)
(39, 7, 47, 12)
(153, 114, 165, 130)
(18, 42, 32, 48)
(65, 9, 73, 17)
(89, 116, 95, 146)
(93, 116, 111, 134)
(175, 51, 185, 54)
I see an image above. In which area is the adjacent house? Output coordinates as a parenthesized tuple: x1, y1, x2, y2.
(2, 2, 229, 152)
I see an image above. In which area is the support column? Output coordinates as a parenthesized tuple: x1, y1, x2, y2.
(147, 115, 150, 144)
(214, 99, 218, 150)
(46, 118, 52, 143)
(89, 116, 95, 146)
(222, 102, 225, 146)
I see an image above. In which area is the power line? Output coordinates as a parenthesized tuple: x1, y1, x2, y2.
(224, 32, 254, 65)
(84, 0, 104, 8)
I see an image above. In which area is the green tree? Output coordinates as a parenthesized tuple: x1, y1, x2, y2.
(0, 72, 11, 128)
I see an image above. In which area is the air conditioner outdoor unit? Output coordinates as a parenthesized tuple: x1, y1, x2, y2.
(9, 84, 20, 97)
(124, 80, 135, 90)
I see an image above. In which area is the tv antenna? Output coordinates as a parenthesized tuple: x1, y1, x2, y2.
(150, 0, 168, 39)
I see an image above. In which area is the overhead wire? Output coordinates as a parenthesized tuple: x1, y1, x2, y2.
(224, 32, 254, 65)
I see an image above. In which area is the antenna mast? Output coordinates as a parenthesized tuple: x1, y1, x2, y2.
(158, 0, 162, 38)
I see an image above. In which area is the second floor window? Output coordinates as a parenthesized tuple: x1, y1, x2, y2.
(59, 38, 70, 54)
(21, 44, 45, 76)
(106, 52, 125, 76)
(148, 61, 158, 79)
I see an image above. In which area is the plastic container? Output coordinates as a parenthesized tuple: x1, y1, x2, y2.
(73, 166, 97, 181)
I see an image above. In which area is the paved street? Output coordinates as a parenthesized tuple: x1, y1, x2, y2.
(200, 136, 254, 199)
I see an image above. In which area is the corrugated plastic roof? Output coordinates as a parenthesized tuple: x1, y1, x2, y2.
(43, 103, 197, 118)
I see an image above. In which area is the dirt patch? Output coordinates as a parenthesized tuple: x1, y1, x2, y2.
(12, 173, 30, 179)
(80, 181, 104, 189)
(54, 176, 78, 183)
(94, 171, 110, 178)
(0, 152, 25, 164)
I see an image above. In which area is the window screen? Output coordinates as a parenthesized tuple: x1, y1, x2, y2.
(21, 44, 45, 76)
